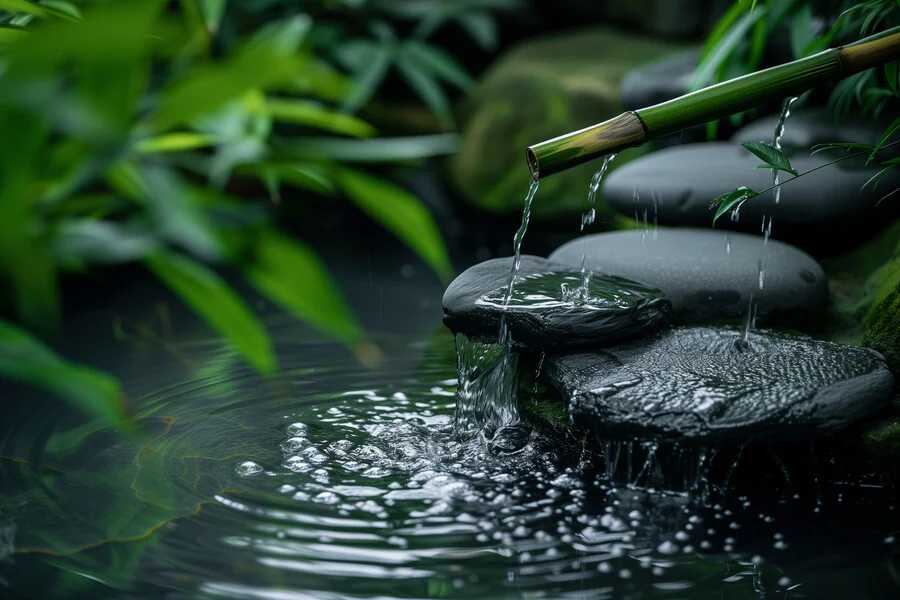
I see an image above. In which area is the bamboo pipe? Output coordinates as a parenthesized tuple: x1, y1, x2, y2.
(526, 27, 900, 180)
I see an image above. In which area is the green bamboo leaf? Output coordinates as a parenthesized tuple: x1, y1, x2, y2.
(145, 251, 276, 373)
(0, 0, 47, 16)
(700, 1, 745, 58)
(455, 12, 497, 51)
(337, 167, 452, 281)
(265, 98, 376, 137)
(789, 4, 816, 59)
(401, 40, 474, 91)
(741, 141, 798, 176)
(0, 25, 28, 45)
(136, 132, 219, 154)
(875, 116, 900, 152)
(245, 234, 362, 345)
(885, 61, 899, 97)
(37, 0, 81, 21)
(198, 0, 226, 33)
(334, 39, 394, 114)
(395, 50, 452, 127)
(157, 24, 306, 129)
(811, 141, 874, 155)
(691, 6, 767, 90)
(271, 133, 459, 162)
(711, 186, 757, 227)
(140, 167, 224, 261)
(0, 318, 129, 427)
(52, 219, 159, 266)
(239, 162, 336, 196)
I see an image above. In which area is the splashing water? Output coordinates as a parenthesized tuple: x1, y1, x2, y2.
(577, 154, 616, 303)
(453, 334, 522, 444)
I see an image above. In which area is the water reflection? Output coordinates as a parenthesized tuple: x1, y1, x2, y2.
(0, 335, 898, 599)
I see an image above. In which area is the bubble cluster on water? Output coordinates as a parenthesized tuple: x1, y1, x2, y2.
(212, 360, 900, 599)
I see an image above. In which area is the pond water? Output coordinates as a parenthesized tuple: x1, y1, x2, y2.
(2, 329, 899, 599)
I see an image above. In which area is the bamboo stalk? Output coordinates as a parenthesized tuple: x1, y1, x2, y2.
(526, 27, 900, 180)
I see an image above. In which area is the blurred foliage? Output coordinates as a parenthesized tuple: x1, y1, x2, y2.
(703, 0, 900, 220)
(695, 0, 899, 132)
(0, 0, 515, 423)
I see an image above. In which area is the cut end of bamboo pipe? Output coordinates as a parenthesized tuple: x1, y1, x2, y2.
(526, 111, 647, 180)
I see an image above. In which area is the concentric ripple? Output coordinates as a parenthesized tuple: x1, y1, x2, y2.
(0, 336, 898, 599)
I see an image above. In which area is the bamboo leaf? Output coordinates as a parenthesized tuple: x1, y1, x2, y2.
(401, 39, 474, 91)
(136, 132, 219, 154)
(337, 167, 452, 281)
(265, 98, 376, 137)
(711, 186, 757, 227)
(156, 20, 308, 129)
(145, 251, 276, 373)
(245, 234, 362, 345)
(0, 318, 129, 427)
(198, 0, 226, 34)
(238, 162, 337, 196)
(691, 6, 767, 90)
(52, 219, 159, 266)
(875, 116, 900, 152)
(456, 12, 497, 52)
(38, 1, 81, 21)
(741, 141, 798, 176)
(811, 142, 874, 155)
(885, 61, 899, 97)
(271, 133, 459, 162)
(140, 167, 225, 261)
(0, 0, 47, 17)
(335, 39, 393, 114)
(395, 50, 452, 127)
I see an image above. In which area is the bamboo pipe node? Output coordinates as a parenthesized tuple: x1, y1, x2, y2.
(525, 27, 900, 180)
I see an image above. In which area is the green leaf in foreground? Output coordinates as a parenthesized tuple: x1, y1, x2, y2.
(245, 234, 362, 345)
(0, 318, 128, 427)
(740, 141, 798, 176)
(145, 251, 276, 373)
(711, 186, 757, 227)
(337, 167, 453, 281)
(264, 98, 376, 137)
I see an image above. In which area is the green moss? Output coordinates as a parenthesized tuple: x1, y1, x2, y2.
(451, 28, 684, 221)
(523, 395, 569, 424)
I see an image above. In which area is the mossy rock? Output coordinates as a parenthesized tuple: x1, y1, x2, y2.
(451, 28, 684, 221)
(861, 250, 900, 375)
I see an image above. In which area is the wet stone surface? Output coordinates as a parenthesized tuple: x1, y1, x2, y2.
(601, 142, 900, 241)
(549, 229, 827, 323)
(442, 256, 672, 349)
(545, 327, 894, 443)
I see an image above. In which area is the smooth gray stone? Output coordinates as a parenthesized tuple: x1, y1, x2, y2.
(601, 142, 900, 234)
(731, 108, 884, 151)
(442, 256, 671, 349)
(620, 48, 700, 109)
(548, 229, 827, 322)
(545, 327, 894, 443)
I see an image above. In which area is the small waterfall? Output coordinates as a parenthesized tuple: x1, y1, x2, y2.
(577, 154, 616, 302)
(453, 334, 520, 438)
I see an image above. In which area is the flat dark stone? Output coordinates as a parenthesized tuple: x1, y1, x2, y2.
(601, 142, 900, 240)
(442, 256, 671, 349)
(545, 327, 894, 443)
(548, 229, 827, 322)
